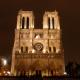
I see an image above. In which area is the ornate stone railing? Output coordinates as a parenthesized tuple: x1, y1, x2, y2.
(15, 52, 64, 59)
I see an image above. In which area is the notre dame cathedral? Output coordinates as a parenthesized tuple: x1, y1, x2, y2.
(11, 10, 65, 76)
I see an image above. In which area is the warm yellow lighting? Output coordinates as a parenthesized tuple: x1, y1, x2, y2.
(64, 72, 67, 75)
(0, 73, 1, 76)
(2, 58, 7, 66)
(56, 49, 60, 53)
(43, 49, 46, 53)
(3, 71, 6, 74)
(19, 49, 21, 53)
(35, 34, 40, 39)
(51, 35, 53, 39)
(32, 49, 35, 53)
(7, 71, 11, 75)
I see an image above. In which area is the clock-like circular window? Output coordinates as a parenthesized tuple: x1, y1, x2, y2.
(33, 43, 43, 51)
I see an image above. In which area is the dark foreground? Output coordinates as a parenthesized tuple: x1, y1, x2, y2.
(0, 76, 80, 80)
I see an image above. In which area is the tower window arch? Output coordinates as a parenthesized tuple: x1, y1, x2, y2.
(22, 17, 25, 29)
(25, 47, 28, 53)
(21, 47, 23, 53)
(53, 47, 56, 53)
(48, 17, 50, 29)
(26, 17, 29, 29)
(52, 17, 54, 29)
(49, 47, 51, 52)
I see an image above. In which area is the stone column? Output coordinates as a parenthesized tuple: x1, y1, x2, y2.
(54, 14, 60, 30)
(17, 14, 21, 29)
(24, 17, 27, 29)
(32, 16, 34, 29)
(50, 17, 53, 29)
(30, 16, 32, 29)
(43, 15, 48, 29)
(30, 16, 34, 29)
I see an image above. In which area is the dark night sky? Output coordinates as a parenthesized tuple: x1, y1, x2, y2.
(0, 0, 80, 64)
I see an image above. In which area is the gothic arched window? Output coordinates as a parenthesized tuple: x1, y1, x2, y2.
(52, 18, 54, 29)
(22, 17, 25, 29)
(48, 17, 50, 29)
(26, 17, 29, 29)
(49, 47, 51, 52)
(25, 47, 28, 53)
(21, 47, 23, 53)
(53, 47, 56, 53)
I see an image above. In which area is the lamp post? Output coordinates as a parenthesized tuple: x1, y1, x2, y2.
(1, 58, 7, 76)
(2, 58, 7, 66)
(1, 58, 11, 76)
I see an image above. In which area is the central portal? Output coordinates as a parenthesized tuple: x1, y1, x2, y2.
(36, 70, 42, 76)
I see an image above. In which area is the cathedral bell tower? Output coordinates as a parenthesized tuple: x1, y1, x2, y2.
(11, 10, 65, 76)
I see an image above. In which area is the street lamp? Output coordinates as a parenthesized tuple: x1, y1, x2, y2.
(1, 58, 10, 76)
(2, 58, 7, 66)
(64, 72, 67, 75)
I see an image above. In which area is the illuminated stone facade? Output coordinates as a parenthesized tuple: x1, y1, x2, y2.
(11, 10, 65, 76)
